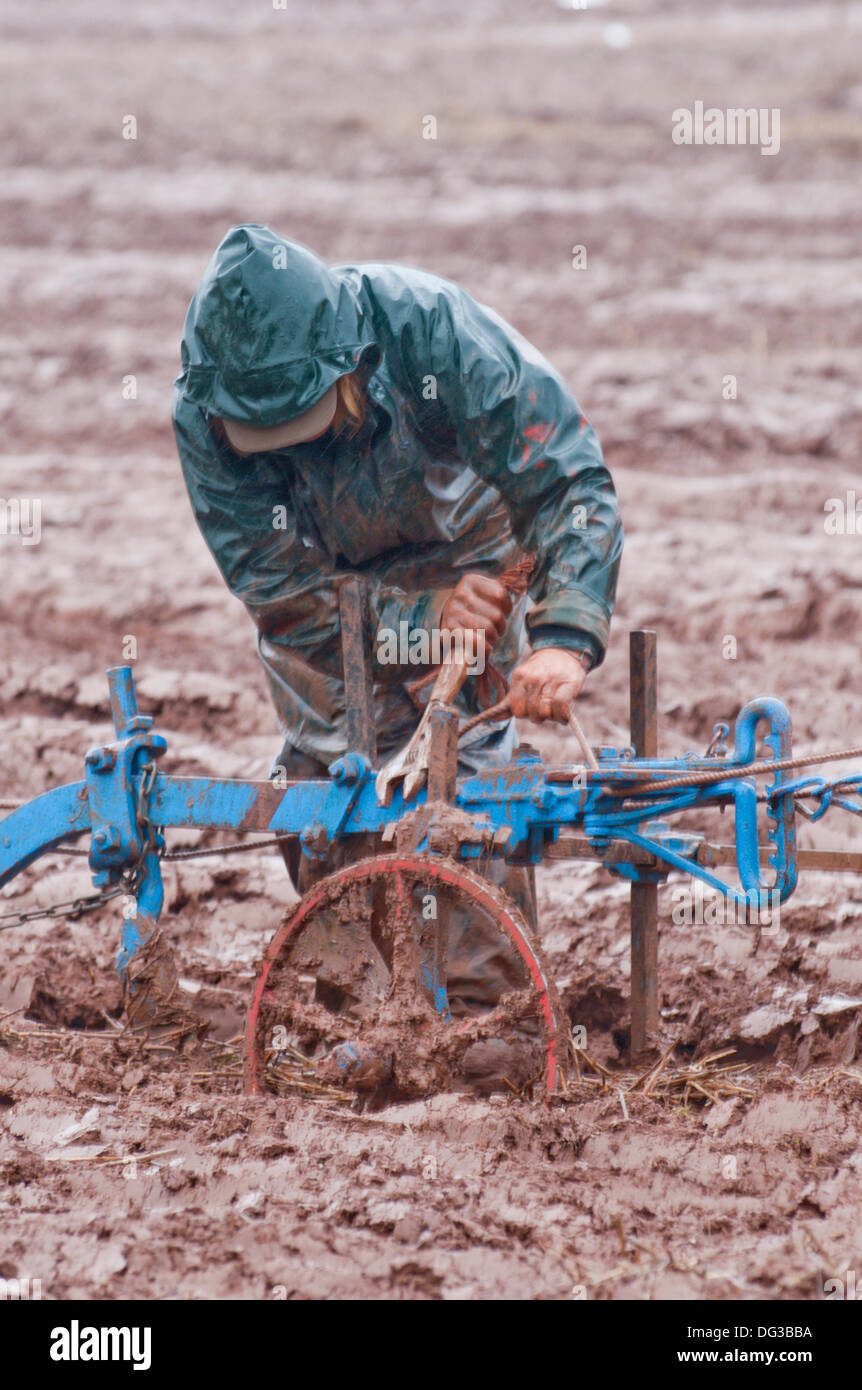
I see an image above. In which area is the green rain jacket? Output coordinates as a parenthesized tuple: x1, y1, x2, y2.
(172, 224, 623, 765)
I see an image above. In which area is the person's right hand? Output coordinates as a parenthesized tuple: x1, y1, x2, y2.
(440, 573, 512, 648)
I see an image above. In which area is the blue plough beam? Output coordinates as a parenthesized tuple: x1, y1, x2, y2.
(1, 665, 822, 1008)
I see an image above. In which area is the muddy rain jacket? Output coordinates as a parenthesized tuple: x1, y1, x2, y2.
(173, 224, 623, 764)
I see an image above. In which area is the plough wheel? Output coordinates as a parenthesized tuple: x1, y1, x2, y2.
(243, 854, 566, 1101)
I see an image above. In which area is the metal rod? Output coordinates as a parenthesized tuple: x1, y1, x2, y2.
(427, 705, 459, 803)
(107, 666, 138, 737)
(629, 630, 659, 1056)
(338, 577, 377, 766)
(425, 704, 459, 1013)
(568, 707, 599, 771)
(610, 744, 862, 797)
(546, 836, 862, 876)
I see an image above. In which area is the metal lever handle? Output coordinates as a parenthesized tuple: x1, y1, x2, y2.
(459, 694, 598, 769)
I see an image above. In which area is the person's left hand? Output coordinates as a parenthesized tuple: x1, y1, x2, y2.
(508, 647, 588, 723)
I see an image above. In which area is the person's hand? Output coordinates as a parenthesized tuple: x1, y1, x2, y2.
(508, 647, 588, 722)
(440, 574, 512, 647)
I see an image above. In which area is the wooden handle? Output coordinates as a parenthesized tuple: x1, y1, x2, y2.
(427, 656, 472, 707)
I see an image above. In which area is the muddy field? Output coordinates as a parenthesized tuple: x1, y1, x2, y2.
(1, 0, 862, 1301)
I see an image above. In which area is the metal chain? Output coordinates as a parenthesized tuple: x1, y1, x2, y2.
(162, 836, 292, 860)
(763, 772, 862, 822)
(128, 760, 158, 890)
(0, 884, 127, 932)
(49, 835, 294, 861)
(0, 761, 160, 931)
(0, 832, 295, 930)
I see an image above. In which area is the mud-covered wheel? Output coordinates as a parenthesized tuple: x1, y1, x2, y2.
(243, 854, 566, 1101)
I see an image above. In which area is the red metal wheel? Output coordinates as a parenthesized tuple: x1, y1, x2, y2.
(243, 854, 566, 1101)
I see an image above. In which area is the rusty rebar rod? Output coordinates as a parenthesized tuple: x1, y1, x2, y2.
(630, 630, 659, 1058)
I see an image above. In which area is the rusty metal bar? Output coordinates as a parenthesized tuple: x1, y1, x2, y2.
(696, 843, 862, 875)
(338, 576, 377, 766)
(630, 630, 658, 762)
(546, 836, 862, 875)
(427, 705, 459, 804)
(630, 629, 659, 1056)
(545, 837, 659, 867)
(424, 704, 460, 1009)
